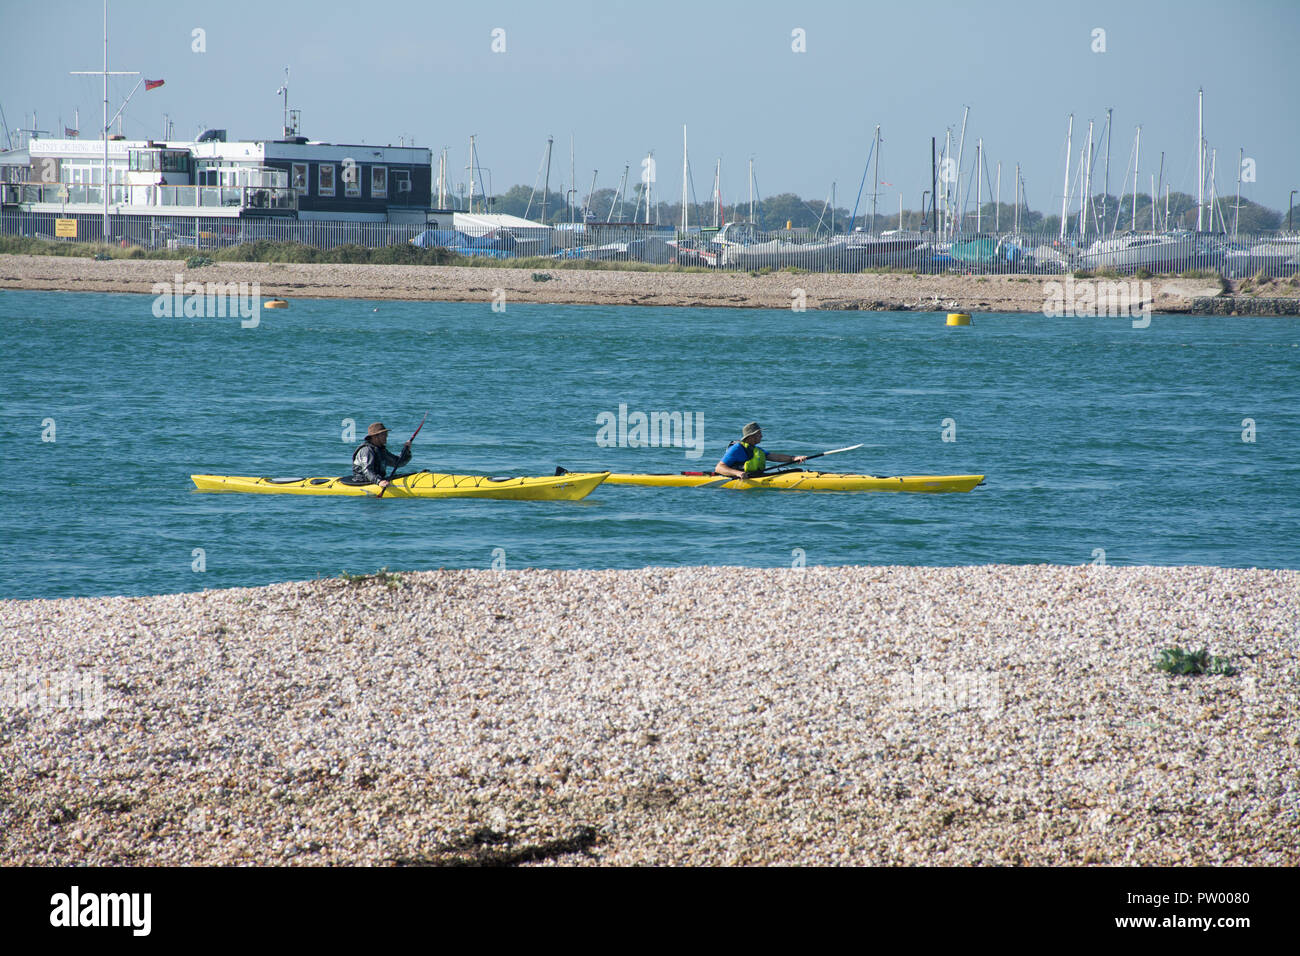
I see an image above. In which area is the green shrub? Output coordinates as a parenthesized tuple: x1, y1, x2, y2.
(1153, 646, 1238, 676)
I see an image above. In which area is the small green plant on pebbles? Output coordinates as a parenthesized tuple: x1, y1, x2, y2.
(1154, 646, 1238, 677)
(186, 255, 214, 268)
(340, 567, 403, 590)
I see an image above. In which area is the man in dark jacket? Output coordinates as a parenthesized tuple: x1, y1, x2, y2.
(352, 422, 412, 488)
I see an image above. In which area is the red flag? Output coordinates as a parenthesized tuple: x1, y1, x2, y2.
(65, 127, 79, 137)
(145, 78, 165, 91)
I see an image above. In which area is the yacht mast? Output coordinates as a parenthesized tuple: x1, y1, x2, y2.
(1059, 114, 1073, 241)
(540, 136, 553, 224)
(1131, 126, 1140, 232)
(1233, 146, 1242, 238)
(871, 124, 880, 232)
(1102, 107, 1112, 237)
(1196, 88, 1204, 231)
(681, 124, 688, 233)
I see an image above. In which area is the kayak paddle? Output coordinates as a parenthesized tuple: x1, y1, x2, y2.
(697, 443, 865, 488)
(376, 411, 429, 498)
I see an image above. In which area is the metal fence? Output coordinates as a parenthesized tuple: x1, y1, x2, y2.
(2, 208, 1297, 277)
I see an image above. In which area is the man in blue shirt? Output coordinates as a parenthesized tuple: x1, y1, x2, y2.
(714, 422, 807, 479)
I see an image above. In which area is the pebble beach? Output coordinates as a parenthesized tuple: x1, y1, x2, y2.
(0, 253, 1250, 312)
(2, 564, 1296, 866)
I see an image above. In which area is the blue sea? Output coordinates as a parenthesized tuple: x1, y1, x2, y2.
(2, 289, 1297, 600)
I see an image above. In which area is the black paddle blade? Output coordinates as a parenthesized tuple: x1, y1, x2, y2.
(555, 466, 569, 475)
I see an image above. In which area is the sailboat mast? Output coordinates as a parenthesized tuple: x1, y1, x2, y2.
(102, 0, 108, 237)
(467, 135, 476, 214)
(540, 136, 553, 224)
(1081, 120, 1094, 238)
(953, 107, 969, 237)
(871, 124, 880, 232)
(609, 163, 628, 221)
(1156, 151, 1165, 233)
(1014, 162, 1021, 233)
(975, 139, 982, 233)
(995, 160, 1001, 233)
(681, 124, 688, 234)
(1234, 146, 1242, 239)
(1102, 107, 1112, 237)
(1059, 114, 1073, 241)
(713, 159, 720, 227)
(748, 157, 754, 224)
(1131, 125, 1140, 232)
(1196, 88, 1204, 231)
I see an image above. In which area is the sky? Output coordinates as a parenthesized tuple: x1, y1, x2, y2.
(2, 0, 1298, 217)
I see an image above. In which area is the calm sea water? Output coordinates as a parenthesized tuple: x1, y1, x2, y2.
(2, 289, 1297, 599)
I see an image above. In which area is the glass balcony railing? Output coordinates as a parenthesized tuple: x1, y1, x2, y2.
(15, 183, 296, 211)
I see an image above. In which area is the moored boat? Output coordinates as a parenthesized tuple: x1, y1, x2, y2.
(191, 470, 609, 501)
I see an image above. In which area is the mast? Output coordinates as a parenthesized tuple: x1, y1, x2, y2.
(1059, 114, 1073, 241)
(1102, 107, 1112, 237)
(467, 135, 476, 214)
(1196, 88, 1204, 231)
(587, 169, 597, 222)
(831, 181, 836, 234)
(609, 163, 628, 221)
(953, 107, 969, 236)
(713, 158, 721, 227)
(1014, 162, 1020, 232)
(1151, 175, 1157, 233)
(569, 133, 575, 223)
(1156, 151, 1165, 233)
(994, 160, 1001, 232)
(1080, 120, 1093, 238)
(871, 124, 880, 232)
(681, 124, 688, 233)
(748, 157, 759, 223)
(1234, 146, 1242, 239)
(930, 137, 937, 234)
(69, 1, 140, 240)
(540, 136, 553, 224)
(946, 128, 956, 235)
(975, 139, 982, 233)
(646, 150, 654, 226)
(1131, 125, 1140, 232)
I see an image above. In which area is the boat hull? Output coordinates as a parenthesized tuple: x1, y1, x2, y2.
(191, 471, 609, 501)
(603, 471, 985, 492)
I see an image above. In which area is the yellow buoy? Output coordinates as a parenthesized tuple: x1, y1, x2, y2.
(946, 312, 971, 326)
(264, 299, 289, 309)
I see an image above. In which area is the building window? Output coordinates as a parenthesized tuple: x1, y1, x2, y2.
(344, 160, 361, 198)
(371, 165, 387, 199)
(291, 163, 308, 195)
(393, 169, 411, 199)
(318, 163, 335, 197)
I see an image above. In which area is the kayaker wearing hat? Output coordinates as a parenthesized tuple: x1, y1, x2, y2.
(714, 422, 807, 479)
(352, 422, 413, 488)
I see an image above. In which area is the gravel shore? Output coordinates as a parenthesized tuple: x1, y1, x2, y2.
(0, 253, 1242, 313)
(2, 565, 1296, 866)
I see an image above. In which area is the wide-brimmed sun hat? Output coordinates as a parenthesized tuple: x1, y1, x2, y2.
(741, 422, 762, 441)
(365, 422, 390, 439)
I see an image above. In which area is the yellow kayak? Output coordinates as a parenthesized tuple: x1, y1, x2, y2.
(191, 470, 609, 501)
(600, 470, 984, 492)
